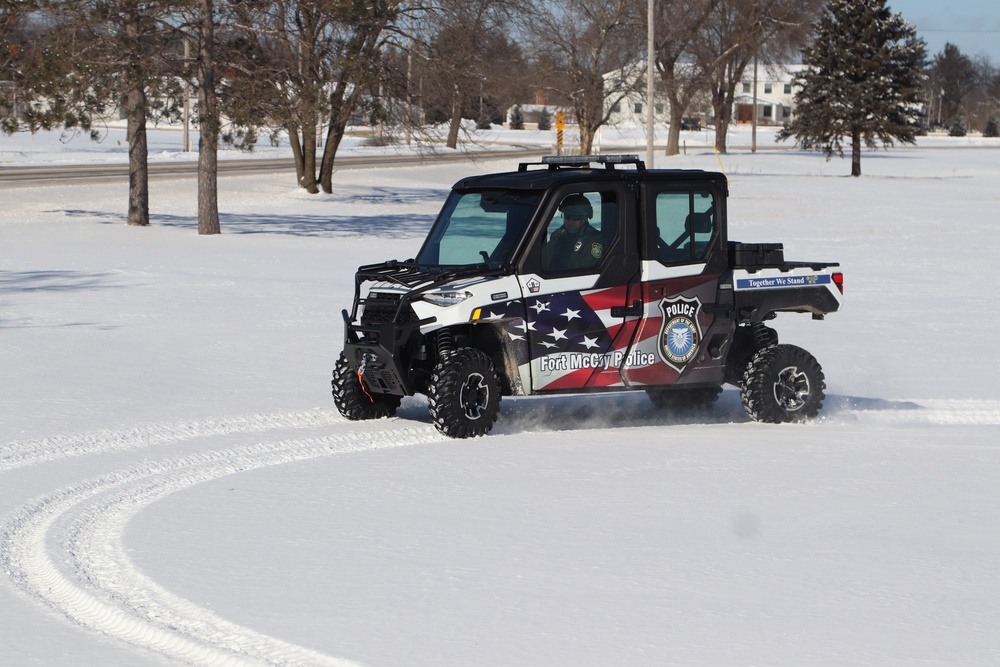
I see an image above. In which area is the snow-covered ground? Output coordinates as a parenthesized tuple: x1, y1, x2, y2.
(2, 124, 1000, 666)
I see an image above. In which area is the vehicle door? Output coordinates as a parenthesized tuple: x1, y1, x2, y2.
(617, 183, 732, 388)
(514, 183, 642, 393)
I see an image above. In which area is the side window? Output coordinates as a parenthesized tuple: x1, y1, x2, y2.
(654, 191, 716, 264)
(541, 191, 617, 274)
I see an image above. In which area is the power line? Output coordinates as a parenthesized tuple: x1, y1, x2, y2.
(917, 28, 1000, 33)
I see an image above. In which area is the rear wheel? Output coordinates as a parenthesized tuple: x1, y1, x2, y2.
(725, 323, 778, 386)
(741, 344, 825, 423)
(427, 348, 501, 438)
(331, 353, 401, 420)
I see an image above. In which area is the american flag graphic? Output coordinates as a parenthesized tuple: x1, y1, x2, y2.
(479, 275, 721, 391)
(519, 286, 639, 390)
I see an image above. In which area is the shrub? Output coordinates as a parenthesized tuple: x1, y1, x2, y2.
(984, 117, 999, 138)
(509, 105, 524, 130)
(537, 108, 552, 131)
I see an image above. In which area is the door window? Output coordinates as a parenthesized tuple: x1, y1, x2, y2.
(540, 191, 617, 275)
(654, 191, 716, 264)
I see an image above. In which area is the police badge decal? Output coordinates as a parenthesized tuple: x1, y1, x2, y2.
(657, 296, 703, 372)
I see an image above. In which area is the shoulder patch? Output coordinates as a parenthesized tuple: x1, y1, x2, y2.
(590, 242, 603, 259)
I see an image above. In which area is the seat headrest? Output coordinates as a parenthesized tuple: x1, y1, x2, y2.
(685, 212, 713, 234)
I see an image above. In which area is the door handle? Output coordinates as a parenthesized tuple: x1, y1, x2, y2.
(611, 300, 644, 318)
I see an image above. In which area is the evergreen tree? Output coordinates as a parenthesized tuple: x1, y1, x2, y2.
(985, 117, 999, 138)
(537, 107, 552, 131)
(777, 0, 926, 176)
(12, 2, 186, 225)
(948, 118, 967, 137)
(509, 104, 525, 130)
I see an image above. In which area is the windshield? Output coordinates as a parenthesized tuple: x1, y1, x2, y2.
(416, 190, 542, 268)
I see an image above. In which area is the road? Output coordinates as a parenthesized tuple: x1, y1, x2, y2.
(0, 147, 552, 188)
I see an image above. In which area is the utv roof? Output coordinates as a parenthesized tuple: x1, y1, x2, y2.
(452, 154, 728, 191)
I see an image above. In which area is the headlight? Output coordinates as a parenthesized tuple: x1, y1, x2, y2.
(422, 290, 473, 306)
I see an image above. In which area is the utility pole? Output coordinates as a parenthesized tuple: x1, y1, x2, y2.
(646, 0, 655, 167)
(183, 11, 191, 152)
(405, 28, 413, 146)
(751, 54, 758, 153)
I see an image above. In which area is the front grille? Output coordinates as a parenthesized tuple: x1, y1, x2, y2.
(360, 292, 417, 327)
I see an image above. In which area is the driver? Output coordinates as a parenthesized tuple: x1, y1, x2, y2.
(542, 194, 604, 272)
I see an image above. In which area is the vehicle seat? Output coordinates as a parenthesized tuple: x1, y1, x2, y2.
(490, 208, 531, 263)
(685, 212, 713, 259)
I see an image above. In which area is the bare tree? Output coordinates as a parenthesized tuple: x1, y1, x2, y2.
(318, 1, 401, 192)
(967, 56, 1000, 132)
(927, 43, 981, 128)
(700, 0, 820, 152)
(224, 0, 401, 194)
(522, 0, 645, 154)
(417, 0, 523, 149)
(652, 0, 720, 156)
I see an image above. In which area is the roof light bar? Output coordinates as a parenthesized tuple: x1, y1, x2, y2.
(541, 154, 642, 165)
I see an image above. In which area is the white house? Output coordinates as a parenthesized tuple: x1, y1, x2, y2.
(605, 63, 806, 128)
(732, 63, 805, 125)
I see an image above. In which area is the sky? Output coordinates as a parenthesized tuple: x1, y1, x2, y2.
(890, 0, 1000, 62)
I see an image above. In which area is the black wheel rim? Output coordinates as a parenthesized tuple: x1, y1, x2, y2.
(459, 372, 489, 420)
(773, 365, 810, 412)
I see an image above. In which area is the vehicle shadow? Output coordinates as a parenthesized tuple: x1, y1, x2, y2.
(395, 390, 749, 436)
(394, 391, 926, 436)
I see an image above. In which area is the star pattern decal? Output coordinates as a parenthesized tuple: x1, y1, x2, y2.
(524, 292, 619, 362)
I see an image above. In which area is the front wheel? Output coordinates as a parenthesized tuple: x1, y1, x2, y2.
(741, 344, 825, 423)
(331, 353, 401, 420)
(427, 348, 501, 438)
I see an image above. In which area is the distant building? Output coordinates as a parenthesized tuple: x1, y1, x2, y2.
(605, 63, 806, 128)
(504, 90, 574, 128)
(732, 64, 805, 125)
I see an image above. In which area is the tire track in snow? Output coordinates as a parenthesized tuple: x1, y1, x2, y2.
(1, 422, 444, 666)
(825, 398, 1000, 426)
(2, 398, 998, 665)
(0, 409, 343, 473)
(4, 397, 998, 476)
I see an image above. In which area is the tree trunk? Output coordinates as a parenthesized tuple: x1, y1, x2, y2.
(851, 128, 862, 177)
(125, 85, 149, 227)
(301, 120, 319, 193)
(320, 82, 366, 193)
(714, 121, 729, 153)
(665, 104, 684, 156)
(320, 119, 348, 194)
(197, 0, 220, 235)
(446, 85, 461, 149)
(288, 125, 305, 185)
(579, 124, 595, 155)
(712, 82, 737, 154)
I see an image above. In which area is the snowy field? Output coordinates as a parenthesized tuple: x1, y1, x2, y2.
(2, 125, 1000, 666)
